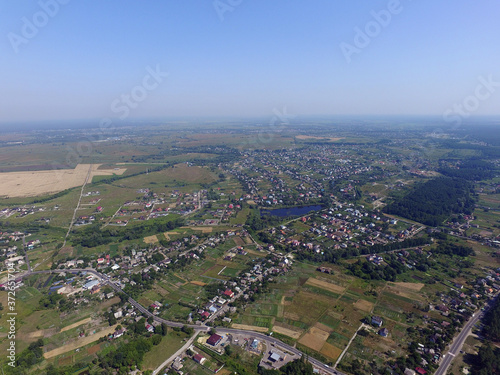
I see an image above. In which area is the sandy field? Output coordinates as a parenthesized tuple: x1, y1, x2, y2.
(44, 325, 118, 359)
(144, 235, 159, 244)
(0, 164, 126, 198)
(306, 278, 346, 294)
(231, 324, 269, 333)
(272, 323, 304, 339)
(353, 299, 374, 312)
(60, 317, 92, 333)
(298, 326, 330, 351)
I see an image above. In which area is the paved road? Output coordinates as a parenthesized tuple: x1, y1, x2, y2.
(434, 294, 499, 375)
(20, 268, 342, 373)
(216, 328, 345, 375)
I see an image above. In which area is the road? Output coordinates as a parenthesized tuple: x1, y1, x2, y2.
(434, 294, 499, 375)
(216, 328, 345, 375)
(152, 331, 200, 375)
(334, 323, 365, 369)
(62, 163, 93, 247)
(20, 268, 343, 374)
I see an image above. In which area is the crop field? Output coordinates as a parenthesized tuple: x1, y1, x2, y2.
(305, 277, 346, 294)
(231, 324, 269, 333)
(44, 325, 118, 359)
(298, 325, 331, 351)
(272, 322, 304, 339)
(0, 164, 126, 198)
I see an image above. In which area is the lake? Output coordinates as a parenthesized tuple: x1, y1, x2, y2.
(261, 205, 323, 217)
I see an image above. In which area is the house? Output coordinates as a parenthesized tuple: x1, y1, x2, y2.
(145, 324, 154, 332)
(201, 311, 210, 320)
(113, 329, 125, 338)
(172, 357, 183, 371)
(371, 316, 383, 327)
(379, 328, 389, 337)
(415, 367, 427, 375)
(193, 354, 206, 365)
(223, 289, 234, 298)
(404, 369, 416, 375)
(207, 333, 222, 346)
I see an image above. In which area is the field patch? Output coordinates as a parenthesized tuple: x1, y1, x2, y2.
(390, 282, 424, 291)
(272, 323, 303, 339)
(314, 322, 333, 333)
(181, 226, 213, 233)
(60, 317, 91, 333)
(87, 343, 101, 355)
(353, 299, 374, 312)
(231, 324, 269, 333)
(203, 264, 227, 278)
(143, 235, 159, 244)
(190, 280, 207, 286)
(44, 325, 118, 359)
(0, 164, 126, 198)
(305, 278, 345, 294)
(320, 342, 343, 360)
(298, 326, 330, 351)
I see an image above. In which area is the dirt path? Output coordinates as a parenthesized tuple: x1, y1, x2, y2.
(62, 164, 93, 248)
(60, 317, 92, 333)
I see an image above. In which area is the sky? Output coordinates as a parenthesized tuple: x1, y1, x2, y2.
(1, 0, 500, 125)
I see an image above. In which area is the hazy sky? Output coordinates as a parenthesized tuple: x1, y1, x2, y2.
(1, 0, 499, 124)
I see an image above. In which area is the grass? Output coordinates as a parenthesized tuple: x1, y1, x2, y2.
(142, 330, 189, 370)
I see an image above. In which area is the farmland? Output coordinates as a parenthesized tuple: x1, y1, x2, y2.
(0, 123, 499, 375)
(0, 164, 126, 198)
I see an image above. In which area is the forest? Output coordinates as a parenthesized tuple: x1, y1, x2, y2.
(438, 159, 495, 181)
(384, 177, 475, 226)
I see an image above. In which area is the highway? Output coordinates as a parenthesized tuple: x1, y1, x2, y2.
(434, 294, 498, 375)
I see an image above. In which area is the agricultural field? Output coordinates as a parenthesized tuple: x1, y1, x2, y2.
(0, 164, 126, 198)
